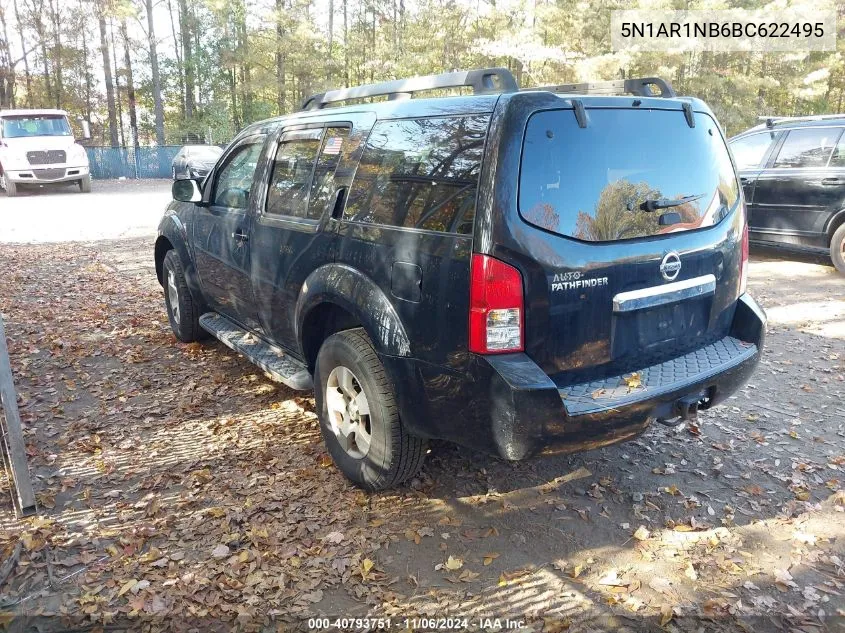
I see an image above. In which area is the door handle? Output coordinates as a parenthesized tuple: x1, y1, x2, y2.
(740, 177, 750, 184)
(822, 177, 843, 185)
(232, 229, 249, 243)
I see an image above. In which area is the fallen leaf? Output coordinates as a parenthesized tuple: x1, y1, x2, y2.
(445, 555, 463, 571)
(633, 525, 650, 541)
(117, 579, 138, 597)
(483, 552, 500, 566)
(623, 372, 642, 389)
(211, 544, 229, 559)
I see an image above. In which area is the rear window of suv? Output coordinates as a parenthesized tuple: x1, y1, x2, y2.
(519, 108, 739, 242)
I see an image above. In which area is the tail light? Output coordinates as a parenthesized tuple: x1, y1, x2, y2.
(739, 214, 749, 296)
(469, 254, 524, 354)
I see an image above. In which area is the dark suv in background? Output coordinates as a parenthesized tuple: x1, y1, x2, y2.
(154, 68, 765, 490)
(729, 115, 845, 273)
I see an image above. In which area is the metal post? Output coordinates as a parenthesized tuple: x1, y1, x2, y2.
(0, 315, 37, 517)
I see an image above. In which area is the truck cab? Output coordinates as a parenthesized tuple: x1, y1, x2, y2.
(0, 109, 92, 197)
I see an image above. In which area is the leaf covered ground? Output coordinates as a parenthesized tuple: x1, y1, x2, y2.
(0, 225, 844, 632)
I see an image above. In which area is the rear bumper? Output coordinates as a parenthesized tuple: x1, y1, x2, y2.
(7, 165, 89, 184)
(385, 293, 766, 460)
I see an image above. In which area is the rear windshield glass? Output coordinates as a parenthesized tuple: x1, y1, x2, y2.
(519, 108, 739, 242)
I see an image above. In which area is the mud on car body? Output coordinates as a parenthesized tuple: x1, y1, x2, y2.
(154, 69, 766, 490)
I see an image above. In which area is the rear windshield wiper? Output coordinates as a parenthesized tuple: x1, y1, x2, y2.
(639, 193, 705, 212)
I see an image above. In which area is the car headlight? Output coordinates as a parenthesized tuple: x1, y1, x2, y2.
(69, 144, 88, 164)
(0, 150, 27, 170)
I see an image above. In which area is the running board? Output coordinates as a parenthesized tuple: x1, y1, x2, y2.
(199, 313, 313, 390)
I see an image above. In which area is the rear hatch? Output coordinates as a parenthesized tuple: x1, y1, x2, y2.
(506, 101, 744, 382)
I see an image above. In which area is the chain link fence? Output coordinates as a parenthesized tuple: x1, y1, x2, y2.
(85, 146, 182, 179)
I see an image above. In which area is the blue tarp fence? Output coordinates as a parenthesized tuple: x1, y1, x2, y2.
(86, 146, 182, 179)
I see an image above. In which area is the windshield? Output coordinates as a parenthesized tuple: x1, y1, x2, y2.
(1, 115, 72, 138)
(519, 108, 739, 242)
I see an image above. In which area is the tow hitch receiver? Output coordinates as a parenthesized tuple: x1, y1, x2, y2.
(657, 393, 708, 427)
(675, 394, 701, 421)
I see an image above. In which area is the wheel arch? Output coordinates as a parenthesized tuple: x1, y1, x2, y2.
(825, 208, 845, 245)
(155, 211, 204, 302)
(296, 264, 412, 372)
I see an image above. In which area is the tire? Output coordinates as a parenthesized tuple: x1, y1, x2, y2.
(831, 223, 845, 275)
(315, 328, 427, 490)
(162, 250, 205, 342)
(4, 178, 17, 197)
(79, 175, 91, 193)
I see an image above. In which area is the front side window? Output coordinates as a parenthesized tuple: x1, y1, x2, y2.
(730, 131, 779, 170)
(519, 108, 739, 242)
(344, 115, 489, 234)
(773, 128, 841, 168)
(212, 140, 264, 209)
(1, 115, 72, 138)
(266, 129, 322, 218)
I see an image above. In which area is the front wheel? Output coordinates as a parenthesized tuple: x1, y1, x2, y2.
(79, 175, 91, 193)
(315, 329, 427, 490)
(831, 223, 845, 275)
(162, 250, 205, 342)
(2, 174, 17, 197)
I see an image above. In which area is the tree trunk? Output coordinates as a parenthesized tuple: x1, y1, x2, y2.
(275, 0, 286, 115)
(144, 0, 165, 145)
(110, 19, 125, 147)
(178, 0, 195, 119)
(166, 0, 184, 119)
(328, 0, 333, 78)
(31, 1, 52, 106)
(343, 0, 348, 86)
(12, 0, 31, 106)
(238, 6, 252, 123)
(98, 10, 119, 147)
(120, 20, 138, 150)
(0, 3, 14, 108)
(82, 23, 91, 124)
(48, 0, 61, 108)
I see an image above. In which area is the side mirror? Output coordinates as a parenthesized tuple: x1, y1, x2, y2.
(173, 179, 203, 203)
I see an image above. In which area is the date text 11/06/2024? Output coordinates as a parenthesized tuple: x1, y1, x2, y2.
(307, 617, 528, 630)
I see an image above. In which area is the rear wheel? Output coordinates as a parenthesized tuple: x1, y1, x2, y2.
(162, 250, 205, 342)
(832, 223, 845, 275)
(79, 175, 91, 193)
(314, 329, 427, 490)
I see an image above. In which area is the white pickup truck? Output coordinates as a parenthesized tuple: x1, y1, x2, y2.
(0, 109, 91, 197)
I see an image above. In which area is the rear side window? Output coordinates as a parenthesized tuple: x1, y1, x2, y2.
(308, 127, 350, 219)
(266, 129, 322, 218)
(344, 115, 489, 234)
(773, 128, 841, 168)
(830, 132, 845, 167)
(730, 132, 778, 169)
(519, 108, 739, 242)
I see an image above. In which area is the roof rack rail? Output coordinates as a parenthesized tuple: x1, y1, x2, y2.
(529, 77, 676, 98)
(300, 68, 518, 110)
(759, 114, 845, 128)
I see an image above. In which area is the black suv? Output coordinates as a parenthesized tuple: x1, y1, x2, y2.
(729, 115, 845, 273)
(155, 68, 766, 490)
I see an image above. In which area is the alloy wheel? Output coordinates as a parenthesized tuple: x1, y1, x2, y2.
(167, 269, 180, 324)
(325, 365, 372, 458)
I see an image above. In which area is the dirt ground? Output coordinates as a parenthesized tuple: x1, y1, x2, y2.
(0, 184, 844, 632)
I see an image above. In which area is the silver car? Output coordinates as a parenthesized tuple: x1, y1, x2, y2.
(171, 145, 223, 180)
